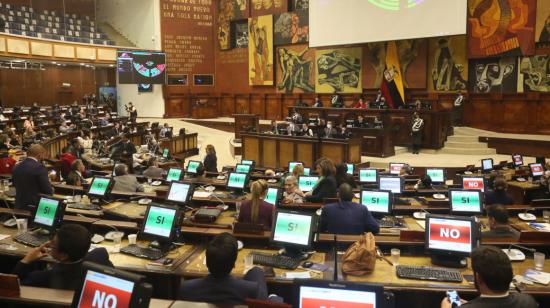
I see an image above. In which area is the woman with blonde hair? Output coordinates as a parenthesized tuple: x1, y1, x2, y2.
(305, 157, 337, 203)
(203, 144, 217, 173)
(237, 179, 274, 230)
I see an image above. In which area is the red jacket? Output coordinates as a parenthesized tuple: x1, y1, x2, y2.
(0, 156, 16, 174)
(59, 152, 76, 176)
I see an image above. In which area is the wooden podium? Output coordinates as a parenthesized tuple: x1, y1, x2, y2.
(233, 114, 259, 143)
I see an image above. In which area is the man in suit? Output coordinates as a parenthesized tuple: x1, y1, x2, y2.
(320, 183, 380, 235)
(179, 233, 270, 304)
(112, 164, 143, 192)
(120, 134, 136, 156)
(12, 224, 113, 290)
(286, 121, 300, 136)
(12, 144, 53, 211)
(481, 205, 520, 239)
(323, 121, 336, 138)
(440, 246, 538, 308)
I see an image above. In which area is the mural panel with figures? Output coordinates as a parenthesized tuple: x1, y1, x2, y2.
(518, 55, 550, 92)
(274, 11, 309, 45)
(315, 47, 362, 93)
(467, 0, 536, 58)
(428, 36, 468, 91)
(249, 15, 274, 85)
(362, 42, 386, 89)
(218, 0, 249, 50)
(536, 0, 550, 42)
(469, 57, 518, 93)
(251, 0, 288, 16)
(276, 44, 315, 93)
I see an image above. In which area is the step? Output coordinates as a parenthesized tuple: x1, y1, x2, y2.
(444, 141, 489, 149)
(447, 135, 480, 143)
(435, 147, 497, 155)
(394, 146, 408, 155)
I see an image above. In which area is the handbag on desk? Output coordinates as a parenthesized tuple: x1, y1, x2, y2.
(342, 232, 377, 276)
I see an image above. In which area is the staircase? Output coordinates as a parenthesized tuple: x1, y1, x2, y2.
(97, 22, 136, 47)
(423, 127, 497, 155)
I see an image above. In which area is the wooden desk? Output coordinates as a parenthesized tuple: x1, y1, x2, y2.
(241, 132, 361, 169)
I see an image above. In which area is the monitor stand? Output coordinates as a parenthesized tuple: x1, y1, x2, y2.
(431, 254, 468, 269)
(149, 241, 176, 253)
(34, 228, 50, 236)
(280, 246, 308, 261)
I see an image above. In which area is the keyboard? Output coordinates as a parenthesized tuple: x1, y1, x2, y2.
(13, 232, 50, 247)
(120, 244, 166, 260)
(377, 219, 398, 228)
(68, 203, 101, 211)
(396, 265, 463, 282)
(251, 252, 302, 270)
(212, 193, 239, 200)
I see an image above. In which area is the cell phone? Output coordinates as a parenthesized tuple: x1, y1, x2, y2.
(446, 290, 462, 307)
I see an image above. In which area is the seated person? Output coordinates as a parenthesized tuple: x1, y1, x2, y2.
(0, 152, 16, 174)
(237, 180, 274, 230)
(335, 163, 357, 188)
(485, 177, 514, 205)
(301, 123, 314, 137)
(59, 146, 77, 179)
(66, 159, 86, 186)
(12, 224, 112, 290)
(414, 175, 433, 190)
(142, 156, 165, 178)
(440, 246, 538, 308)
(323, 121, 337, 138)
(179, 233, 269, 304)
(355, 115, 368, 128)
(193, 165, 208, 181)
(320, 183, 380, 235)
(481, 204, 520, 239)
(399, 163, 413, 176)
(286, 121, 300, 136)
(112, 164, 144, 192)
(0, 134, 9, 151)
(282, 176, 304, 204)
(305, 158, 338, 203)
(337, 123, 352, 138)
(291, 164, 305, 178)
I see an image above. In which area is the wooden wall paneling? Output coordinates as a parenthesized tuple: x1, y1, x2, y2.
(220, 94, 235, 117)
(235, 94, 250, 114)
(262, 139, 277, 168)
(536, 94, 550, 133)
(319, 143, 342, 164)
(296, 142, 314, 167)
(250, 94, 265, 119)
(242, 135, 260, 164)
(277, 140, 301, 168)
(264, 93, 280, 120)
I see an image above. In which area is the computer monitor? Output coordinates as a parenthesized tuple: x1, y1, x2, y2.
(166, 181, 194, 206)
(449, 189, 484, 215)
(512, 154, 524, 167)
(140, 203, 180, 245)
(481, 158, 493, 172)
(165, 168, 183, 182)
(264, 187, 282, 206)
(303, 167, 311, 176)
(72, 261, 152, 308)
(529, 163, 545, 178)
(359, 168, 378, 184)
(294, 279, 384, 308)
(361, 189, 392, 215)
(185, 160, 202, 174)
(426, 168, 445, 184)
(88, 177, 112, 198)
(240, 159, 255, 169)
(162, 148, 169, 159)
(33, 195, 65, 230)
(271, 209, 315, 257)
(235, 163, 252, 174)
(462, 176, 485, 192)
(378, 176, 403, 194)
(288, 161, 303, 172)
(389, 162, 405, 175)
(346, 163, 354, 175)
(226, 172, 250, 191)
(425, 214, 477, 268)
(298, 176, 320, 193)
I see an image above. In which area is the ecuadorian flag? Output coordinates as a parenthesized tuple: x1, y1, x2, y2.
(380, 41, 405, 109)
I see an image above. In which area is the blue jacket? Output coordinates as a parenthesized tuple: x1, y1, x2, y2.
(320, 201, 380, 235)
(12, 158, 53, 211)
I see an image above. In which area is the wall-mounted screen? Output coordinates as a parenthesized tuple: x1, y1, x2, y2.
(117, 51, 167, 84)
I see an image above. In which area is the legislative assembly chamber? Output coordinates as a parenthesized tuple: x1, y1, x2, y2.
(1, 0, 550, 307)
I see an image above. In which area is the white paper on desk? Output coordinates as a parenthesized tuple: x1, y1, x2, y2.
(0, 234, 10, 241)
(193, 191, 211, 198)
(524, 269, 550, 285)
(527, 222, 550, 232)
(285, 272, 311, 279)
(416, 220, 426, 229)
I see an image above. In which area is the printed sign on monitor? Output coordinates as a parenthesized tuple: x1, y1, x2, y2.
(34, 198, 59, 227)
(264, 188, 279, 206)
(77, 270, 134, 308)
(462, 177, 484, 192)
(143, 206, 176, 238)
(273, 212, 312, 246)
(530, 164, 544, 177)
(389, 163, 404, 175)
(426, 169, 444, 183)
(89, 178, 110, 196)
(359, 169, 377, 183)
(361, 191, 390, 214)
(166, 168, 182, 182)
(427, 217, 472, 254)
(299, 286, 376, 308)
(450, 191, 481, 213)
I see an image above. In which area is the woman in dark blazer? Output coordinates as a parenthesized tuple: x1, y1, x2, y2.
(203, 144, 218, 173)
(305, 158, 338, 203)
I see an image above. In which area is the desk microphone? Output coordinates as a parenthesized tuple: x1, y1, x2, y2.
(504, 244, 536, 261)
